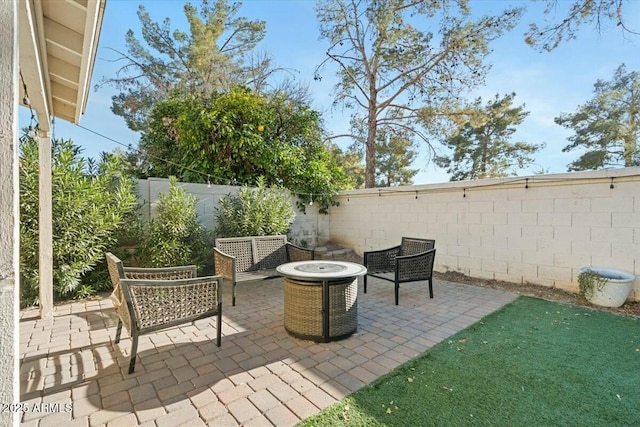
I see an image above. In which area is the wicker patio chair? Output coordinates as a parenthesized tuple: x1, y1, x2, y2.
(106, 252, 222, 373)
(363, 237, 436, 305)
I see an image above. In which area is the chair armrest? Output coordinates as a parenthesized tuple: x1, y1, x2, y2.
(123, 265, 197, 279)
(396, 249, 436, 282)
(286, 242, 315, 262)
(363, 245, 401, 272)
(120, 276, 222, 331)
(213, 247, 235, 281)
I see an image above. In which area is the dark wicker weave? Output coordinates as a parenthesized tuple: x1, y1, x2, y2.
(363, 237, 436, 305)
(284, 277, 358, 342)
(287, 244, 316, 262)
(214, 235, 314, 306)
(105, 253, 222, 374)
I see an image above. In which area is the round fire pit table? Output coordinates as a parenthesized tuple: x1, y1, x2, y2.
(277, 261, 367, 343)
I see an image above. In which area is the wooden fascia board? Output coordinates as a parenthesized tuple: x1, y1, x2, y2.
(74, 0, 106, 123)
(18, 0, 51, 132)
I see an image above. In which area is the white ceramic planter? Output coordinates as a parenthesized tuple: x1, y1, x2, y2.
(579, 267, 636, 308)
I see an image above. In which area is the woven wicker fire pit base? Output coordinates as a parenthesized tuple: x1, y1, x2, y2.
(284, 277, 358, 342)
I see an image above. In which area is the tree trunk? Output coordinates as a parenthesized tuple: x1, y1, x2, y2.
(365, 96, 377, 188)
(365, 132, 377, 188)
(480, 134, 488, 179)
(624, 111, 637, 167)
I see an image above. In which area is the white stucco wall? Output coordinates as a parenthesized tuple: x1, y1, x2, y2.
(0, 288, 15, 423)
(328, 168, 640, 300)
(1, 2, 18, 425)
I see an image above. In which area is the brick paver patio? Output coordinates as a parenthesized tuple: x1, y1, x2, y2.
(19, 276, 517, 426)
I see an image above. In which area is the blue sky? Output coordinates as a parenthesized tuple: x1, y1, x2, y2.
(20, 0, 640, 184)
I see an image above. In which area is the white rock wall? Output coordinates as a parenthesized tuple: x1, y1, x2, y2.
(328, 169, 640, 300)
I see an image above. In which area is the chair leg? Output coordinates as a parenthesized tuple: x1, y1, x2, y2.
(395, 281, 400, 305)
(115, 319, 123, 343)
(128, 334, 139, 374)
(428, 278, 434, 299)
(364, 275, 368, 293)
(216, 308, 222, 347)
(232, 282, 237, 306)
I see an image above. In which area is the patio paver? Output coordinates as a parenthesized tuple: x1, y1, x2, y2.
(20, 276, 517, 426)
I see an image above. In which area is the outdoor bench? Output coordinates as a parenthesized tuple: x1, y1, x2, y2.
(213, 235, 314, 306)
(106, 252, 222, 374)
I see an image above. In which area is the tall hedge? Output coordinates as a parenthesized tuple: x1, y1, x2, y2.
(19, 136, 138, 305)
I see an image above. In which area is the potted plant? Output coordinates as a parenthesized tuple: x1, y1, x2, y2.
(578, 267, 636, 308)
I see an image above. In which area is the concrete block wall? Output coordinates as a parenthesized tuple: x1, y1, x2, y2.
(134, 178, 325, 247)
(328, 168, 640, 300)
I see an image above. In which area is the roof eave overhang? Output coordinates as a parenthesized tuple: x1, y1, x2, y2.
(18, 0, 106, 130)
(18, 0, 51, 131)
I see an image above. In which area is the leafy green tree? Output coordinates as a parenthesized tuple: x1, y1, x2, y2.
(556, 64, 639, 171)
(140, 87, 354, 212)
(19, 136, 138, 305)
(435, 93, 543, 181)
(138, 177, 211, 269)
(315, 0, 523, 187)
(375, 129, 419, 187)
(525, 0, 639, 52)
(215, 177, 296, 237)
(99, 0, 267, 131)
(141, 87, 270, 182)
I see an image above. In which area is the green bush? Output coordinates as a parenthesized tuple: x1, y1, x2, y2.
(80, 153, 146, 294)
(19, 136, 138, 306)
(138, 177, 211, 270)
(215, 176, 296, 237)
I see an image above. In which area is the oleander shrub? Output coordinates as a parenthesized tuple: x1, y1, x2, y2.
(19, 136, 138, 306)
(215, 176, 296, 237)
(137, 177, 211, 270)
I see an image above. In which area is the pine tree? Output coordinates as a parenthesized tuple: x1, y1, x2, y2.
(435, 93, 543, 181)
(556, 64, 639, 171)
(315, 0, 523, 187)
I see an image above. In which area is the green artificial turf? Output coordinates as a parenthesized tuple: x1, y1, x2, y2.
(298, 297, 640, 427)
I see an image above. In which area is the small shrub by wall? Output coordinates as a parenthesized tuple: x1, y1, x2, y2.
(137, 177, 211, 271)
(134, 178, 326, 248)
(214, 177, 296, 238)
